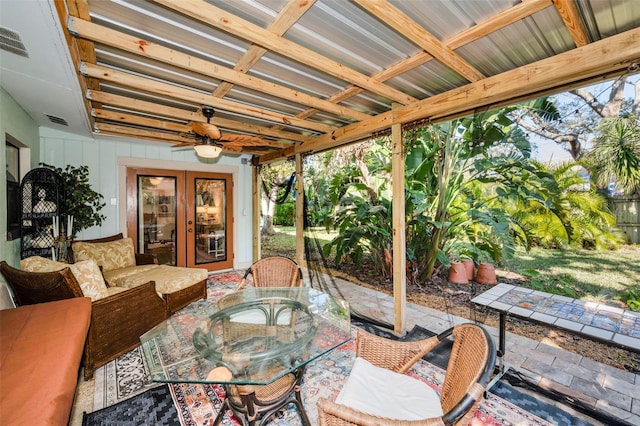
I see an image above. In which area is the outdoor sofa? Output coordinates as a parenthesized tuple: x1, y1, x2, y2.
(0, 297, 91, 425)
(2, 259, 167, 380)
(70, 233, 208, 315)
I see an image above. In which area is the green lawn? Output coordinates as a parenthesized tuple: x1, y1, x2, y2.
(265, 226, 640, 309)
(502, 246, 640, 307)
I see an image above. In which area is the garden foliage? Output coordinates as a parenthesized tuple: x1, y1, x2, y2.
(303, 104, 625, 285)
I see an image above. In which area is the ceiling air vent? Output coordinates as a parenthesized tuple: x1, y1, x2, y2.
(0, 26, 28, 58)
(46, 114, 69, 126)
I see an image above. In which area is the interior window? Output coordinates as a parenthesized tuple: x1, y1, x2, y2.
(5, 137, 21, 240)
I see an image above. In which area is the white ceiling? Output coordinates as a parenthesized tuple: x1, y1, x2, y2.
(0, 0, 91, 137)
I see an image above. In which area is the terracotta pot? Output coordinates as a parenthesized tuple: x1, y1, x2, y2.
(461, 259, 475, 281)
(448, 262, 469, 284)
(475, 263, 497, 285)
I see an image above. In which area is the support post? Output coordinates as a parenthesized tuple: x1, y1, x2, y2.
(391, 104, 406, 335)
(252, 165, 261, 262)
(295, 154, 305, 267)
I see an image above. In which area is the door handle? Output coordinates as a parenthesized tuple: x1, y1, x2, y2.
(188, 228, 193, 233)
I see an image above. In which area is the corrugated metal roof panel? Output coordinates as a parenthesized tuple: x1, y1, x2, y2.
(459, 10, 576, 77)
(96, 46, 222, 93)
(582, 0, 640, 38)
(91, 0, 251, 67)
(251, 52, 350, 100)
(389, 0, 516, 40)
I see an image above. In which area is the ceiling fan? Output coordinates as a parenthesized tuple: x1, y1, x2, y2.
(174, 106, 267, 158)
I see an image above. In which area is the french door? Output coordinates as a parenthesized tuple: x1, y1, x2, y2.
(126, 168, 233, 271)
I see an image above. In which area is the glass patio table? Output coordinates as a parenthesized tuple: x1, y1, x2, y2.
(139, 287, 351, 424)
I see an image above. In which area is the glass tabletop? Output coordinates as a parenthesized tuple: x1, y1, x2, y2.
(140, 287, 351, 385)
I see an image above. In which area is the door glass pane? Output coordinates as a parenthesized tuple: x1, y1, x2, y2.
(195, 178, 226, 264)
(138, 176, 177, 265)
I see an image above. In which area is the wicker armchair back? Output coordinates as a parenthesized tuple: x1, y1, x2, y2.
(317, 323, 496, 426)
(236, 256, 302, 290)
(0, 261, 166, 380)
(0, 261, 82, 305)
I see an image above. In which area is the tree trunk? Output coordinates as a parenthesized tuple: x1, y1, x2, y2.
(261, 185, 279, 235)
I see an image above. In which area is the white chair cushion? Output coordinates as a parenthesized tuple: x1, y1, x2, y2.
(336, 357, 444, 421)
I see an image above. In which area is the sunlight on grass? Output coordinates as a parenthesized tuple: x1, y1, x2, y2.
(272, 226, 335, 246)
(502, 245, 640, 306)
(262, 226, 336, 255)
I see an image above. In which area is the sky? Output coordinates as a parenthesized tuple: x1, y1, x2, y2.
(532, 137, 574, 164)
(530, 73, 639, 164)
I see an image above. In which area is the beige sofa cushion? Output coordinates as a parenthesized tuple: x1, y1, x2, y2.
(20, 256, 110, 301)
(72, 238, 136, 272)
(107, 264, 207, 295)
(103, 264, 158, 287)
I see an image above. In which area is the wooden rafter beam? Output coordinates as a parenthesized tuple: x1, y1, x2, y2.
(86, 91, 313, 143)
(95, 122, 193, 144)
(94, 123, 263, 154)
(67, 17, 369, 122)
(258, 26, 640, 163)
(92, 108, 292, 149)
(552, 0, 590, 47)
(53, 0, 95, 130)
(213, 0, 316, 98)
(447, 0, 553, 49)
(153, 0, 417, 105)
(92, 108, 185, 133)
(354, 0, 485, 82)
(80, 62, 334, 133)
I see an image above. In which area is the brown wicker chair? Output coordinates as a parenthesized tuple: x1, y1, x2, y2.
(317, 323, 496, 426)
(0, 261, 166, 380)
(236, 256, 303, 290)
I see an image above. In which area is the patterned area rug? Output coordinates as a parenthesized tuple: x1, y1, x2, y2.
(84, 272, 599, 425)
(83, 385, 178, 426)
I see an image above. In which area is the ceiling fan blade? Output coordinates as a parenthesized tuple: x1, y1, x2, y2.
(171, 142, 196, 147)
(191, 122, 221, 139)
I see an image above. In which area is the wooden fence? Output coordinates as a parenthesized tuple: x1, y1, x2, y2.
(609, 195, 640, 244)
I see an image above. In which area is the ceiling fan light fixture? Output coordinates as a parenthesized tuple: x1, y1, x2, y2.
(194, 144, 222, 159)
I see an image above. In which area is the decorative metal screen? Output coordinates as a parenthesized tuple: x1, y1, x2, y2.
(20, 167, 65, 260)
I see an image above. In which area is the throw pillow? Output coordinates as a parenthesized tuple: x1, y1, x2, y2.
(69, 260, 109, 300)
(72, 238, 136, 272)
(20, 256, 109, 300)
(20, 256, 67, 272)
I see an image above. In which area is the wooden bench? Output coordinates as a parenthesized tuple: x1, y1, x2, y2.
(471, 283, 640, 362)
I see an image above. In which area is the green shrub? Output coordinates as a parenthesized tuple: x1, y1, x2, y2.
(274, 202, 295, 226)
(621, 286, 640, 312)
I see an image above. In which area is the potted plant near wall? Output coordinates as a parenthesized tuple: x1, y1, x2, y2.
(41, 164, 106, 238)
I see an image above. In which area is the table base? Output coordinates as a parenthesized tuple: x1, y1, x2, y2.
(214, 366, 310, 426)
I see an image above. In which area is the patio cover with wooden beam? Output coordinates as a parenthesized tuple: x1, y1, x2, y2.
(56, 0, 640, 331)
(59, 0, 640, 160)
